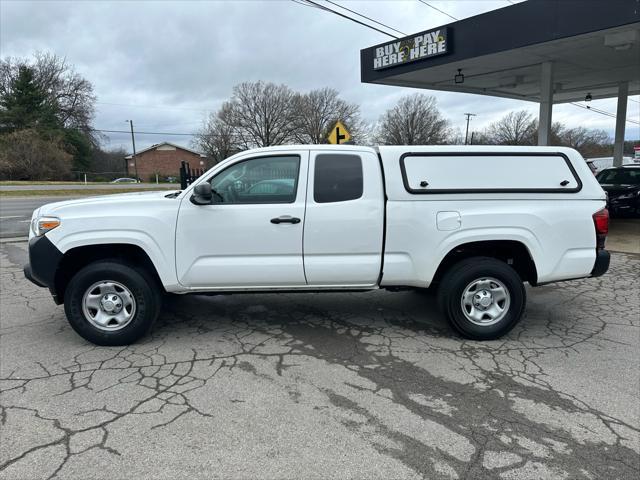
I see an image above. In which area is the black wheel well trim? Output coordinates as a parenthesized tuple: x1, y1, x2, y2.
(431, 240, 538, 285)
(54, 243, 165, 301)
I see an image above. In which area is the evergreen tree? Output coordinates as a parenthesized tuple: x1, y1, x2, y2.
(0, 65, 59, 133)
(63, 128, 93, 171)
(0, 54, 98, 176)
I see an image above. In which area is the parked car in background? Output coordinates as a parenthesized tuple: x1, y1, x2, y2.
(111, 178, 140, 184)
(596, 165, 640, 217)
(586, 156, 634, 175)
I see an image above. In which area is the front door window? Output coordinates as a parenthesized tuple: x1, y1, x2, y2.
(209, 155, 300, 204)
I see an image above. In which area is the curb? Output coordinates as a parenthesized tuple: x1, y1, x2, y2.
(0, 236, 28, 244)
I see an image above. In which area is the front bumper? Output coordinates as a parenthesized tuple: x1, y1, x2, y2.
(24, 235, 63, 300)
(590, 249, 610, 278)
(23, 264, 46, 287)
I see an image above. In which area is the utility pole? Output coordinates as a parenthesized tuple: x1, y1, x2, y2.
(464, 113, 476, 145)
(126, 120, 139, 181)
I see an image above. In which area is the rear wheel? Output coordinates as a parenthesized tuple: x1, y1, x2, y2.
(64, 261, 161, 346)
(438, 257, 526, 340)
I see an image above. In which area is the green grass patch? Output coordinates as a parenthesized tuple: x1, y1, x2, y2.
(0, 181, 108, 186)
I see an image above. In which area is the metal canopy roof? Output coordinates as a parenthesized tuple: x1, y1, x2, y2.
(360, 0, 640, 104)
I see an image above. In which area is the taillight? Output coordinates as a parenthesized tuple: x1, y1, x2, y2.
(592, 208, 609, 249)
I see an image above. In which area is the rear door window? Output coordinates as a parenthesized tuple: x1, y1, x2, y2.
(314, 154, 363, 203)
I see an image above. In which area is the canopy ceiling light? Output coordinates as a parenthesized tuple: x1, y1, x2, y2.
(454, 69, 464, 84)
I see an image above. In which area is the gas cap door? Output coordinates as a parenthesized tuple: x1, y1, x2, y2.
(437, 211, 461, 231)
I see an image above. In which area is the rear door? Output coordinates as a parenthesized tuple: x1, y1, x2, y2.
(303, 150, 384, 286)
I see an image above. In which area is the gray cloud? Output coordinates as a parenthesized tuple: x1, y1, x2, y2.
(1, 0, 638, 153)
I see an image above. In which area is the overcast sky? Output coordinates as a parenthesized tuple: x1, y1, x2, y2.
(1, 0, 639, 153)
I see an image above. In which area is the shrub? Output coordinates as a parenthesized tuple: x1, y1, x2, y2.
(0, 128, 72, 180)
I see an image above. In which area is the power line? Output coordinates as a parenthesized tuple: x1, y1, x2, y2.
(569, 102, 640, 125)
(291, 0, 318, 10)
(92, 104, 639, 139)
(324, 0, 406, 37)
(416, 0, 458, 21)
(291, 0, 399, 39)
(570, 103, 619, 120)
(91, 128, 196, 136)
(585, 104, 634, 122)
(295, 0, 399, 38)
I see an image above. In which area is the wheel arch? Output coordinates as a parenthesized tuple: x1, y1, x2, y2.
(432, 240, 538, 286)
(54, 243, 165, 304)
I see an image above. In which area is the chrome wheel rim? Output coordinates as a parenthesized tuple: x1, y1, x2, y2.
(82, 280, 136, 331)
(460, 277, 510, 326)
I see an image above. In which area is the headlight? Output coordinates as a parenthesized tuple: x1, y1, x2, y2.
(31, 216, 61, 236)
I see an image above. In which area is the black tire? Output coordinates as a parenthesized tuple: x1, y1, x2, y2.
(64, 261, 161, 346)
(437, 257, 526, 340)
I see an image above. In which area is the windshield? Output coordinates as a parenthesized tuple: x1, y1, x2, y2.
(596, 169, 640, 185)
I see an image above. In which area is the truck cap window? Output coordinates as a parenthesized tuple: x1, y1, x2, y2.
(314, 154, 363, 203)
(400, 152, 581, 193)
(209, 155, 300, 204)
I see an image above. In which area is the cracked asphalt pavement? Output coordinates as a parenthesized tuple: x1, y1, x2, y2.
(1, 242, 639, 479)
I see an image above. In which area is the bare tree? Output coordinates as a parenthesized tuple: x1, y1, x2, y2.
(447, 127, 465, 145)
(293, 87, 363, 144)
(557, 126, 610, 157)
(194, 110, 241, 165)
(479, 111, 612, 156)
(222, 81, 298, 148)
(376, 94, 451, 145)
(1, 52, 97, 141)
(483, 110, 537, 145)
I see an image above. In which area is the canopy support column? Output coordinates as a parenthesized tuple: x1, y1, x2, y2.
(613, 81, 628, 167)
(538, 61, 554, 146)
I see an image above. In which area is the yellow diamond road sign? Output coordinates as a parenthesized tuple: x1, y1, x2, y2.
(327, 121, 351, 144)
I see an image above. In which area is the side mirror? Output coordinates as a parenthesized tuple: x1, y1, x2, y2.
(191, 183, 213, 205)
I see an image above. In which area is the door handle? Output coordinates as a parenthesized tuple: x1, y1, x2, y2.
(271, 216, 301, 224)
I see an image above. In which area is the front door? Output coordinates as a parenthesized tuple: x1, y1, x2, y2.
(176, 151, 308, 288)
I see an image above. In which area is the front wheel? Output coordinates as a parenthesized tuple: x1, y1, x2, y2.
(438, 257, 526, 340)
(64, 261, 161, 346)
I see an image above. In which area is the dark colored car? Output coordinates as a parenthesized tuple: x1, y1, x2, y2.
(596, 165, 640, 217)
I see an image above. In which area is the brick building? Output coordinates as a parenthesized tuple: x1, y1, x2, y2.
(125, 142, 207, 181)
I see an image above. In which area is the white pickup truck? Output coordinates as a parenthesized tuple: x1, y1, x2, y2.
(24, 145, 610, 345)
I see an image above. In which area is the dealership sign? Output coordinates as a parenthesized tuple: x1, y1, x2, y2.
(373, 28, 449, 70)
